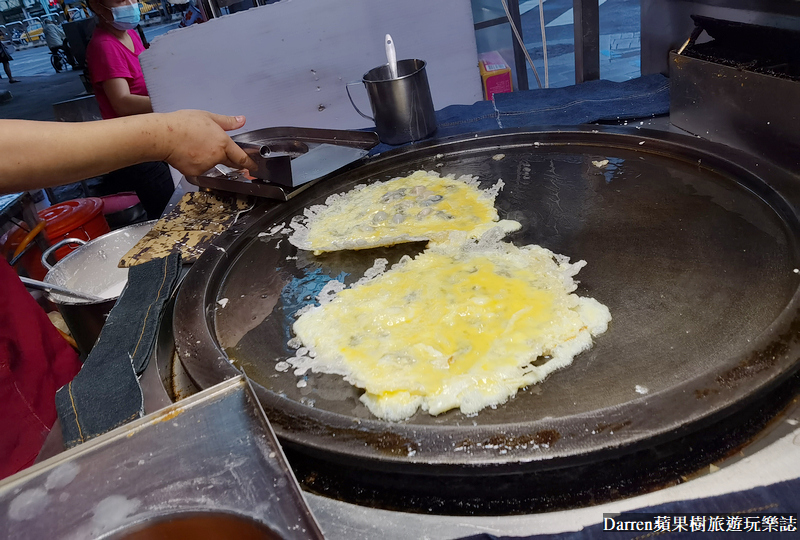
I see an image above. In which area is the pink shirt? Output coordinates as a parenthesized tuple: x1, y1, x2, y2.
(86, 27, 148, 119)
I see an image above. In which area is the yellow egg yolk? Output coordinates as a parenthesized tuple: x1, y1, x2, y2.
(332, 254, 557, 395)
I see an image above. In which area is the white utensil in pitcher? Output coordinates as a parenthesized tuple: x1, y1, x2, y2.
(385, 34, 398, 79)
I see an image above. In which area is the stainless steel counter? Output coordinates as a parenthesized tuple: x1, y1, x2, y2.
(1, 377, 324, 540)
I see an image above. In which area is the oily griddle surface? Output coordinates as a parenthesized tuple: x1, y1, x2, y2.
(179, 128, 800, 470)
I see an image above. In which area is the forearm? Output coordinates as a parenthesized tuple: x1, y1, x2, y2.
(0, 115, 173, 193)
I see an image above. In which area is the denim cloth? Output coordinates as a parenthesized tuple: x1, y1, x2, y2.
(457, 478, 800, 540)
(55, 254, 181, 448)
(370, 74, 669, 154)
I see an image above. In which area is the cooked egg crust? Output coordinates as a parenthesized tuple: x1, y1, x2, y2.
(288, 170, 518, 253)
(289, 231, 611, 421)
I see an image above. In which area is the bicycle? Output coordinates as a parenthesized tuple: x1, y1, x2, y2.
(50, 47, 69, 73)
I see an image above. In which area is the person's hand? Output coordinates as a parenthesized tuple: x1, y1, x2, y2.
(159, 110, 258, 176)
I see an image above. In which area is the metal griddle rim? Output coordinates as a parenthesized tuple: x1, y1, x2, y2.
(175, 125, 800, 472)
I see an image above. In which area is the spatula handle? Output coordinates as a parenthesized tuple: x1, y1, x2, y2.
(385, 34, 398, 79)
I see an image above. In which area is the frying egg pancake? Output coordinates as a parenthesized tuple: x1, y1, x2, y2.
(289, 231, 611, 421)
(288, 170, 519, 254)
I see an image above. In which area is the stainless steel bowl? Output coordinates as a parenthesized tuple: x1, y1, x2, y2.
(43, 220, 155, 355)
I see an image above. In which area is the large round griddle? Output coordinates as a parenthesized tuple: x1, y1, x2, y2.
(175, 126, 800, 487)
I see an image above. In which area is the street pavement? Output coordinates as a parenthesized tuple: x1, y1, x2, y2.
(0, 70, 86, 121)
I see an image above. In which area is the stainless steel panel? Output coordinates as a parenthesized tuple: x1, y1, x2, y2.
(0, 377, 324, 540)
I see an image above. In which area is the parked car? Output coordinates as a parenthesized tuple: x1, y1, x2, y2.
(21, 18, 45, 43)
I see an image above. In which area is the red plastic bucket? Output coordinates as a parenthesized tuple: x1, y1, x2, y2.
(1, 198, 110, 279)
(40, 198, 110, 259)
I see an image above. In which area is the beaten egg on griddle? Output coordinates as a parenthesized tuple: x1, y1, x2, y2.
(286, 226, 611, 421)
(288, 170, 520, 254)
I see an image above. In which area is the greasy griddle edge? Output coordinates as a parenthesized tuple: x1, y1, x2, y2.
(174, 127, 800, 477)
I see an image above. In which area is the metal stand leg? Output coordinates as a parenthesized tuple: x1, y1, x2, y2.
(507, 0, 529, 91)
(573, 0, 600, 83)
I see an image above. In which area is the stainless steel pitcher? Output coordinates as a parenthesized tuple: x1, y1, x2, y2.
(347, 59, 437, 145)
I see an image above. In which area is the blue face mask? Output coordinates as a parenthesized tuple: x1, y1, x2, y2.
(109, 3, 140, 30)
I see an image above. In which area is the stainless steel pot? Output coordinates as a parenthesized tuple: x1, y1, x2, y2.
(42, 221, 154, 355)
